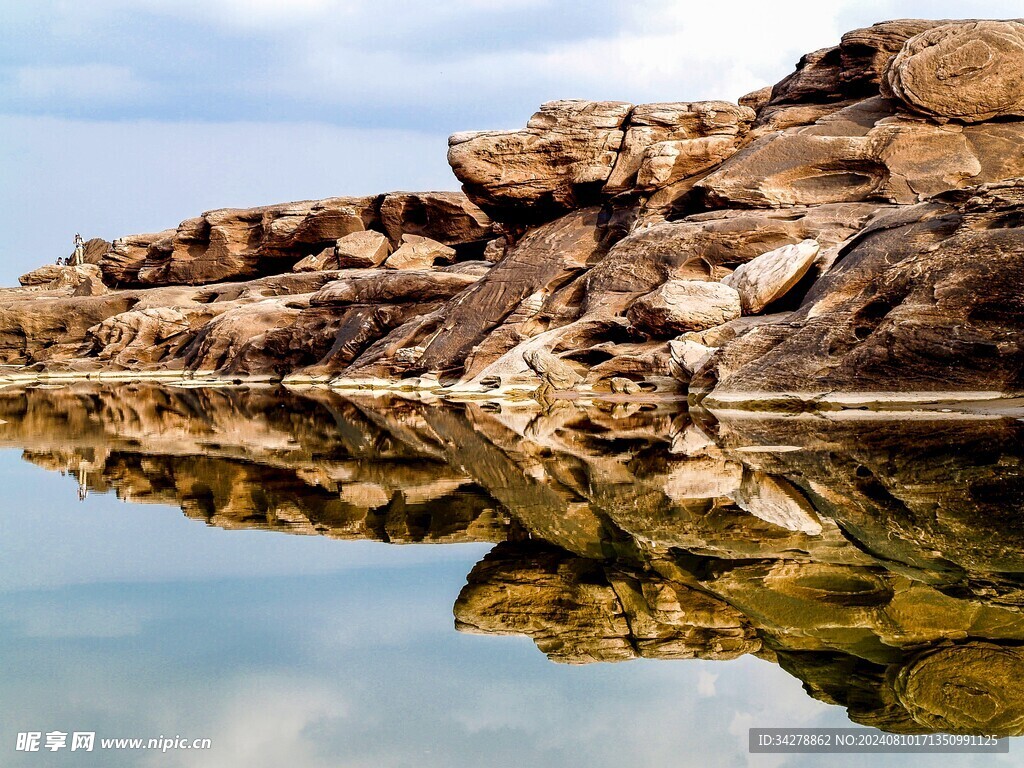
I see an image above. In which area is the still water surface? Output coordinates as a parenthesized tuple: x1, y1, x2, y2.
(0, 384, 1021, 767)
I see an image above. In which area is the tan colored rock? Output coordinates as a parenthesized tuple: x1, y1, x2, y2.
(309, 270, 479, 306)
(379, 191, 493, 247)
(19, 264, 101, 288)
(663, 457, 743, 501)
(291, 247, 337, 272)
(88, 307, 202, 366)
(696, 97, 1024, 208)
(722, 239, 820, 314)
(383, 235, 455, 270)
(585, 203, 879, 316)
(697, 181, 1024, 400)
(99, 197, 380, 286)
(604, 102, 754, 194)
(334, 230, 392, 269)
(523, 349, 584, 390)
(669, 339, 717, 381)
(627, 280, 741, 337)
(884, 21, 1024, 124)
(293, 230, 393, 272)
(448, 100, 632, 221)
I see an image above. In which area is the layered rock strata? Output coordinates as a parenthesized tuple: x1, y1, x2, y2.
(4, 19, 1024, 405)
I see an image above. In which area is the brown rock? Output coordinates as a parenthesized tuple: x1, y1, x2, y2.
(721, 239, 820, 314)
(333, 230, 393, 270)
(383, 235, 456, 270)
(697, 180, 1024, 401)
(585, 203, 880, 316)
(417, 208, 606, 377)
(884, 21, 1024, 124)
(309, 269, 480, 306)
(448, 100, 632, 222)
(604, 101, 754, 194)
(695, 97, 1024, 208)
(379, 191, 493, 247)
(99, 197, 380, 286)
(627, 280, 742, 337)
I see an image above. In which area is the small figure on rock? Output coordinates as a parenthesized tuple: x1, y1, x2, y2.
(71, 233, 85, 267)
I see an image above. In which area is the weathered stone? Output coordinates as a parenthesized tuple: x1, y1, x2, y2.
(309, 270, 479, 306)
(417, 208, 605, 377)
(379, 191, 494, 247)
(335, 230, 392, 269)
(586, 204, 877, 316)
(291, 247, 337, 272)
(523, 349, 584, 390)
(884, 21, 1024, 124)
(732, 471, 823, 535)
(448, 100, 632, 222)
(98, 198, 380, 286)
(604, 102, 754, 194)
(890, 644, 1024, 736)
(696, 98, 1024, 209)
(627, 280, 741, 337)
(669, 339, 717, 381)
(722, 239, 820, 314)
(382, 234, 456, 270)
(698, 181, 1024, 401)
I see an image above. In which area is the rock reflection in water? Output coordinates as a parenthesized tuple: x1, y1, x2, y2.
(1, 384, 1024, 737)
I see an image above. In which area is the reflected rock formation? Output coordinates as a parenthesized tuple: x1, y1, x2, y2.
(2, 384, 1024, 735)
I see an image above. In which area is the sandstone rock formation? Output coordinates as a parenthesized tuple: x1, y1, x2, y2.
(884, 21, 1024, 123)
(3, 17, 1024, 406)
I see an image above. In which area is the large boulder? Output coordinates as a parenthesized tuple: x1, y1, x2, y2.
(448, 100, 632, 223)
(883, 21, 1024, 123)
(627, 280, 742, 337)
(721, 239, 820, 314)
(379, 191, 494, 249)
(383, 235, 456, 270)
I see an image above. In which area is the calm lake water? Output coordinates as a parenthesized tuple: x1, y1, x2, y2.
(0, 384, 1021, 767)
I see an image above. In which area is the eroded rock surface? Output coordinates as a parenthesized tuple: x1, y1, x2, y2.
(4, 16, 1024, 402)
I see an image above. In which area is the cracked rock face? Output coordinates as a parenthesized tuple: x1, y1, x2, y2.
(448, 100, 632, 223)
(695, 181, 1024, 400)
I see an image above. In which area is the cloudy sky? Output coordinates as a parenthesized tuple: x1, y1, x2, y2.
(1, 0, 1021, 281)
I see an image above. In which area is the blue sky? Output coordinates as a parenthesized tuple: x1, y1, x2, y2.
(2, 0, 1023, 282)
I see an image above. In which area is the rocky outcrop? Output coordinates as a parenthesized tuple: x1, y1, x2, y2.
(695, 181, 1024, 402)
(3, 18, 1024, 404)
(448, 100, 632, 223)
